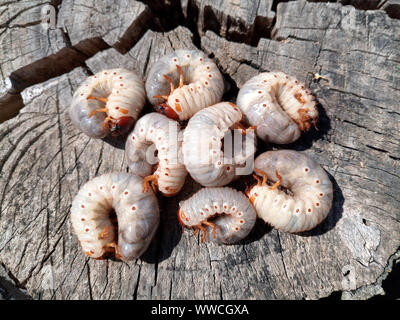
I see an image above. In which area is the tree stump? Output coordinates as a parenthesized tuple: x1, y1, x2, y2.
(0, 0, 399, 300)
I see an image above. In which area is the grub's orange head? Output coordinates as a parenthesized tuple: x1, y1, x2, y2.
(110, 116, 135, 137)
(155, 103, 179, 120)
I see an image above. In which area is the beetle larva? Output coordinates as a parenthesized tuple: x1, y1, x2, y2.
(70, 173, 159, 261)
(125, 113, 187, 196)
(145, 49, 224, 121)
(182, 102, 256, 187)
(236, 72, 318, 144)
(69, 68, 146, 138)
(246, 150, 333, 233)
(178, 187, 257, 244)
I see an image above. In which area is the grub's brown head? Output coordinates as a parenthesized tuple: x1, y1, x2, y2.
(155, 103, 179, 120)
(110, 116, 135, 137)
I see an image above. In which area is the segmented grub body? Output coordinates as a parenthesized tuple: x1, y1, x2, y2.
(178, 187, 257, 244)
(247, 150, 333, 233)
(182, 102, 256, 187)
(70, 173, 159, 261)
(236, 72, 317, 144)
(146, 49, 224, 120)
(69, 68, 146, 138)
(125, 113, 187, 196)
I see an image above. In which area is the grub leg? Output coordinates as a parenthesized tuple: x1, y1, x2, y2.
(142, 174, 159, 193)
(163, 74, 175, 93)
(153, 95, 169, 100)
(98, 226, 110, 240)
(88, 107, 108, 118)
(176, 65, 184, 88)
(87, 95, 108, 104)
(197, 225, 207, 243)
(203, 221, 217, 239)
(270, 170, 283, 190)
(254, 168, 268, 186)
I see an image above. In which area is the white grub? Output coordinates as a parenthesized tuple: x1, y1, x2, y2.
(70, 173, 159, 261)
(182, 102, 256, 187)
(179, 187, 256, 244)
(125, 113, 187, 196)
(69, 68, 145, 138)
(237, 72, 318, 144)
(146, 50, 224, 120)
(248, 150, 333, 233)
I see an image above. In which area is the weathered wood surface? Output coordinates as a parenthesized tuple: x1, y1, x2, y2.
(181, 0, 275, 44)
(0, 0, 399, 300)
(202, 0, 400, 298)
(0, 0, 152, 122)
(0, 0, 64, 96)
(57, 0, 152, 53)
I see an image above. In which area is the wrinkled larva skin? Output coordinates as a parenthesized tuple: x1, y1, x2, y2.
(236, 72, 317, 144)
(146, 50, 224, 120)
(248, 150, 333, 233)
(70, 173, 159, 261)
(179, 187, 257, 244)
(182, 102, 256, 187)
(69, 68, 146, 138)
(125, 113, 187, 196)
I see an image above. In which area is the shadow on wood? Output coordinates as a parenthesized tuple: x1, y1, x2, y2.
(102, 135, 128, 150)
(141, 196, 184, 264)
(239, 219, 273, 245)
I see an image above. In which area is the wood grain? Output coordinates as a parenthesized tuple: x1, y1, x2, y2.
(181, 0, 275, 44)
(57, 0, 152, 52)
(0, 0, 399, 300)
(0, 0, 152, 122)
(0, 0, 64, 96)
